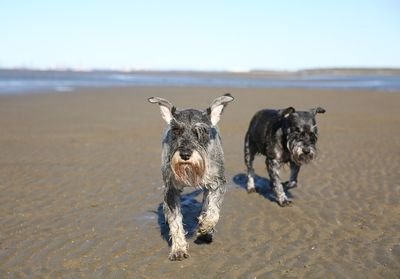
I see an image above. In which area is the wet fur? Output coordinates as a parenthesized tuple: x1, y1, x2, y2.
(171, 150, 206, 186)
(149, 94, 233, 261)
(244, 107, 325, 206)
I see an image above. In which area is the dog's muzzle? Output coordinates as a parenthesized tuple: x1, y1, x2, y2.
(171, 150, 206, 186)
(290, 142, 316, 165)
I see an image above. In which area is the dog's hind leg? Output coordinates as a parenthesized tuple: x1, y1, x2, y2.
(197, 185, 226, 243)
(266, 159, 292, 206)
(244, 131, 256, 193)
(163, 186, 189, 261)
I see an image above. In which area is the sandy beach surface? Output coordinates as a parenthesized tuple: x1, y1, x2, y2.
(0, 86, 399, 278)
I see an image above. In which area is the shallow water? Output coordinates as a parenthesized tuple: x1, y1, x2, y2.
(1, 70, 400, 94)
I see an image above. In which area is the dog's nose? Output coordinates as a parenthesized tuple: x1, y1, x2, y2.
(302, 147, 311, 154)
(179, 150, 192, 161)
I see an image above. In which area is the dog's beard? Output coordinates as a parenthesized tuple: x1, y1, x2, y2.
(288, 140, 316, 165)
(171, 150, 206, 186)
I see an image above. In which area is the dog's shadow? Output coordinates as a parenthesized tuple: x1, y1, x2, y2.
(233, 173, 294, 203)
(151, 189, 205, 247)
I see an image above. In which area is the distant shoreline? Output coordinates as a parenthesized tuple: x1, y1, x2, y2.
(1, 68, 400, 94)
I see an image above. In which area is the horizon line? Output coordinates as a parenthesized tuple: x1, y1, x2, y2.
(1, 66, 400, 74)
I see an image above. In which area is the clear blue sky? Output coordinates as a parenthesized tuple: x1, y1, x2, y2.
(1, 0, 399, 71)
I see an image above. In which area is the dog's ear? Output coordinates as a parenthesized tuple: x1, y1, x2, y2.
(280, 107, 295, 118)
(148, 97, 176, 124)
(207, 93, 234, 126)
(310, 107, 326, 116)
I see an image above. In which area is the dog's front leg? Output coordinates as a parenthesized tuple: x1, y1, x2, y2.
(287, 161, 300, 188)
(197, 185, 226, 243)
(244, 131, 257, 193)
(163, 186, 189, 261)
(266, 159, 292, 206)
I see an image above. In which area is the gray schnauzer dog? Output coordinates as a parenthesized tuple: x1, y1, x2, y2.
(244, 106, 325, 206)
(148, 94, 234, 261)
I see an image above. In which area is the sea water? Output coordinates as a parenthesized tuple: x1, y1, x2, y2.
(1, 70, 399, 94)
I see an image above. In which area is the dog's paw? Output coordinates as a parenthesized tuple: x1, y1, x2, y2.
(195, 233, 213, 244)
(169, 250, 190, 261)
(247, 187, 256, 194)
(286, 181, 297, 189)
(284, 181, 297, 189)
(278, 198, 293, 207)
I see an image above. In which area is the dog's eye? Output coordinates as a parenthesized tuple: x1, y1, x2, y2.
(310, 134, 318, 142)
(171, 127, 182, 136)
(193, 126, 209, 140)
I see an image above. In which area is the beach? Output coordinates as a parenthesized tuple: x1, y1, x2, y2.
(0, 86, 399, 278)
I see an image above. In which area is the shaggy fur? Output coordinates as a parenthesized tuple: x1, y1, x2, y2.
(149, 94, 234, 261)
(244, 106, 325, 206)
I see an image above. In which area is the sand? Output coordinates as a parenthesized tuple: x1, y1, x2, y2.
(0, 87, 399, 278)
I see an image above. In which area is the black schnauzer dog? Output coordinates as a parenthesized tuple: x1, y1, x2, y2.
(244, 107, 325, 206)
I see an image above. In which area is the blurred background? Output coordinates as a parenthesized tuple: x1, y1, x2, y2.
(0, 0, 399, 92)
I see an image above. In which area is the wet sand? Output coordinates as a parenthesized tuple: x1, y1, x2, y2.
(0, 87, 399, 278)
